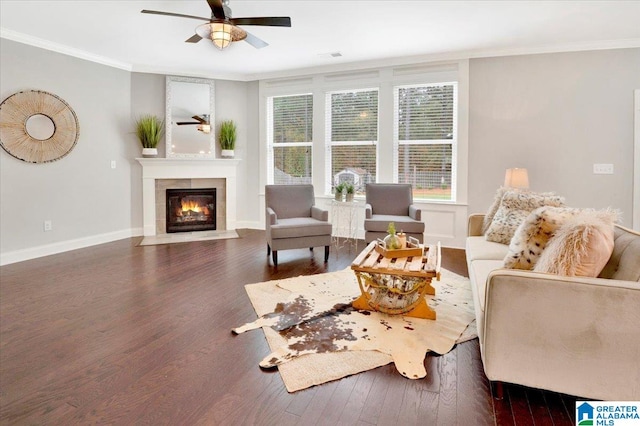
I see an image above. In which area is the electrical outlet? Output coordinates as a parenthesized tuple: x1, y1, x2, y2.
(44, 220, 52, 231)
(110, 160, 116, 169)
(593, 163, 614, 174)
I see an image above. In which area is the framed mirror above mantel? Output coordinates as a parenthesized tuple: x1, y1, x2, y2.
(165, 76, 215, 159)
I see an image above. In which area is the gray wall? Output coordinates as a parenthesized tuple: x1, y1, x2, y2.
(2, 39, 637, 260)
(468, 48, 640, 226)
(0, 39, 138, 255)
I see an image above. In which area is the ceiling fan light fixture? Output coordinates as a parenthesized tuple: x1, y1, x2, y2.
(196, 22, 248, 50)
(197, 124, 211, 133)
(211, 22, 232, 50)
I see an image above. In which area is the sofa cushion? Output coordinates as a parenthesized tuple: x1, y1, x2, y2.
(468, 259, 505, 312)
(466, 236, 510, 262)
(599, 226, 640, 282)
(485, 191, 565, 245)
(270, 217, 332, 239)
(504, 206, 580, 270)
(364, 214, 425, 234)
(534, 209, 617, 277)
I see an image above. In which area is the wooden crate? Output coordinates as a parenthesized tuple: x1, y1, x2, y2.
(350, 241, 441, 320)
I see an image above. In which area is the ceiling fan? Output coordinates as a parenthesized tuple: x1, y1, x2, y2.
(177, 114, 211, 133)
(141, 0, 291, 50)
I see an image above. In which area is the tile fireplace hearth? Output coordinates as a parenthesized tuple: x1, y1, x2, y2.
(137, 158, 240, 237)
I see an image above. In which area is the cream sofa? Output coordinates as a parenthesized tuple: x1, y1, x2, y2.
(466, 213, 640, 401)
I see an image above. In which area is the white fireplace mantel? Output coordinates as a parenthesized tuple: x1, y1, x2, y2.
(136, 158, 240, 236)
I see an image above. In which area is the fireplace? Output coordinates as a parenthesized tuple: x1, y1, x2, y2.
(166, 188, 216, 233)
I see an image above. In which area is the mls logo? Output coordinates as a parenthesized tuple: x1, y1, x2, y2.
(577, 402, 594, 425)
(576, 401, 640, 426)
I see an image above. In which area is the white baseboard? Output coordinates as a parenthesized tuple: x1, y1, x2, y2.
(0, 228, 144, 266)
(235, 220, 263, 230)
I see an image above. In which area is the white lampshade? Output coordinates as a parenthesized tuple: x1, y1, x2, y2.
(504, 168, 529, 189)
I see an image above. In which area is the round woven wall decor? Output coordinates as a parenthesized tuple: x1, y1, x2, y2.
(0, 90, 79, 163)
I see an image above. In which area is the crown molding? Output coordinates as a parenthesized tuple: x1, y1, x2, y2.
(2, 26, 639, 82)
(249, 38, 640, 81)
(0, 28, 132, 72)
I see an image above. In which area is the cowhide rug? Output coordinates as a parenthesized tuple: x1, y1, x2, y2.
(233, 268, 476, 392)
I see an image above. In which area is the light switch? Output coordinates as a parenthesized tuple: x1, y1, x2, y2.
(111, 160, 116, 169)
(593, 164, 613, 174)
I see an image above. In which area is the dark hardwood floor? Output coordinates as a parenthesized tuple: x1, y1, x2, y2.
(0, 229, 579, 425)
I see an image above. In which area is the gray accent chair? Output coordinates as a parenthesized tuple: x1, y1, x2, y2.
(364, 183, 425, 243)
(265, 184, 332, 266)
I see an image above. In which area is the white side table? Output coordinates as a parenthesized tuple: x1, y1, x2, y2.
(330, 200, 362, 250)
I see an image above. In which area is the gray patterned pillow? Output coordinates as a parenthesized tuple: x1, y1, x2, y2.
(485, 191, 565, 245)
(503, 206, 580, 269)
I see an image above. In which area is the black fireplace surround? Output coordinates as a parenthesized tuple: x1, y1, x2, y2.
(166, 188, 216, 233)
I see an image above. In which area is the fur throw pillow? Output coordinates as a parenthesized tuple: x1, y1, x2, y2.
(503, 206, 580, 269)
(482, 187, 515, 234)
(485, 191, 565, 245)
(534, 209, 618, 277)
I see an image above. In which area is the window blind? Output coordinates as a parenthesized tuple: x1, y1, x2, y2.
(267, 94, 313, 184)
(326, 89, 378, 194)
(394, 83, 457, 201)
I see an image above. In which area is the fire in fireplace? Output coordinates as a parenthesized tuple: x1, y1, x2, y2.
(166, 188, 216, 233)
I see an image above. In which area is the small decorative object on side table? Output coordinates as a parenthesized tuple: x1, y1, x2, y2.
(350, 239, 441, 320)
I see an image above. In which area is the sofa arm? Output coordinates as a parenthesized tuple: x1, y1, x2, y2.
(409, 205, 422, 221)
(365, 203, 372, 219)
(482, 269, 640, 400)
(266, 207, 277, 225)
(468, 214, 485, 237)
(311, 206, 329, 222)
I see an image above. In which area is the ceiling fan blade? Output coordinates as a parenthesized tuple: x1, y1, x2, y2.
(185, 34, 202, 43)
(192, 116, 207, 123)
(141, 10, 210, 22)
(207, 0, 226, 20)
(244, 31, 269, 49)
(176, 122, 199, 125)
(230, 17, 291, 27)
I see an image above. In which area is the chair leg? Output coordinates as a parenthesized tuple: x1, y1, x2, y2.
(324, 245, 330, 262)
(272, 250, 278, 266)
(267, 244, 271, 256)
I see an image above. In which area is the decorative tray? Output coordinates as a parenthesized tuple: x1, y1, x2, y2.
(374, 236, 423, 258)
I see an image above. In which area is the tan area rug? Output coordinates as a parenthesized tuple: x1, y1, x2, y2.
(234, 268, 477, 393)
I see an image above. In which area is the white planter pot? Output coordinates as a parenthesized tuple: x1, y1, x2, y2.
(221, 149, 235, 158)
(142, 148, 158, 157)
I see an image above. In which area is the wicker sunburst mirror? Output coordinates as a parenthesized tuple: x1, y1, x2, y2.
(0, 90, 79, 163)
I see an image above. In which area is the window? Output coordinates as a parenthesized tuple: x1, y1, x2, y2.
(267, 94, 313, 184)
(394, 83, 457, 201)
(326, 88, 378, 195)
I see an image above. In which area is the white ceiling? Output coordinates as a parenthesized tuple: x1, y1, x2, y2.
(2, 1, 640, 81)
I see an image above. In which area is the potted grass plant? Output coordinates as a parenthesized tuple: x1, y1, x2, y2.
(345, 183, 355, 202)
(219, 120, 237, 158)
(334, 183, 345, 201)
(135, 114, 164, 157)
